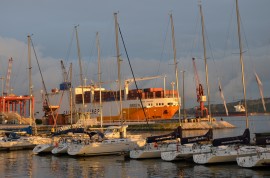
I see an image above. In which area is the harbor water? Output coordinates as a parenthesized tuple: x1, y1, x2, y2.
(1, 116, 270, 178)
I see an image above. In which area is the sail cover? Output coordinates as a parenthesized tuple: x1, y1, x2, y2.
(181, 128, 213, 144)
(212, 128, 250, 147)
(146, 126, 182, 143)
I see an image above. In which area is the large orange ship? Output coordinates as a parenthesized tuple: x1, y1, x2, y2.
(75, 86, 180, 123)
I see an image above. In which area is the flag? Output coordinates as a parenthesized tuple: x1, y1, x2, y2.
(218, 79, 229, 116)
(254, 72, 266, 112)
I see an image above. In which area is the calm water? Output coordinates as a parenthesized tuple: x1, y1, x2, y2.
(1, 116, 270, 178)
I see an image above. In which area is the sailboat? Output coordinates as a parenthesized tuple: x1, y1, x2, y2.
(161, 2, 216, 162)
(236, 133, 270, 168)
(193, 0, 251, 164)
(129, 13, 183, 159)
(67, 13, 145, 157)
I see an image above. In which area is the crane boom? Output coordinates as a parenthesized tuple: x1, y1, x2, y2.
(60, 60, 68, 82)
(124, 75, 165, 100)
(5, 57, 13, 95)
(192, 58, 208, 118)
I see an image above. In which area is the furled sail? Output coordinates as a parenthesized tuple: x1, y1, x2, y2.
(218, 79, 228, 116)
(254, 72, 266, 112)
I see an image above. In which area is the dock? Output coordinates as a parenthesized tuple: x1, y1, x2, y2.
(125, 121, 235, 131)
(0, 120, 235, 133)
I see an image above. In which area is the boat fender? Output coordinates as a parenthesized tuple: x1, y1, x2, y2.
(154, 142, 158, 148)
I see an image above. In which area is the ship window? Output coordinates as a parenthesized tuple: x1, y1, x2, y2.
(168, 103, 173, 106)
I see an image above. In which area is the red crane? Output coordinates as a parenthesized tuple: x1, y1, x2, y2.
(192, 58, 208, 118)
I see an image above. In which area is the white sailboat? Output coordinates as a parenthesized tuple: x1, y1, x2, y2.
(161, 129, 213, 161)
(33, 142, 55, 154)
(236, 132, 270, 167)
(129, 13, 183, 159)
(67, 13, 145, 157)
(237, 146, 270, 168)
(130, 126, 182, 159)
(193, 0, 251, 164)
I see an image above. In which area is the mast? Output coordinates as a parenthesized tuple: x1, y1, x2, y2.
(75, 25, 86, 127)
(182, 70, 186, 119)
(236, 0, 248, 128)
(114, 13, 124, 137)
(69, 63, 73, 127)
(96, 32, 103, 127)
(28, 35, 32, 127)
(170, 13, 181, 125)
(199, 3, 211, 120)
(27, 35, 37, 135)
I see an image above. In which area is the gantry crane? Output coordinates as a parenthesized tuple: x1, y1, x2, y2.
(192, 58, 208, 118)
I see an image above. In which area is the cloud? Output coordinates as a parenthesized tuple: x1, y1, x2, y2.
(0, 30, 270, 116)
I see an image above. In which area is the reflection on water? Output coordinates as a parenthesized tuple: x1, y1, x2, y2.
(1, 150, 270, 178)
(0, 116, 270, 178)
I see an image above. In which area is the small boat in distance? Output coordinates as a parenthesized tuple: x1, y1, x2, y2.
(212, 103, 246, 117)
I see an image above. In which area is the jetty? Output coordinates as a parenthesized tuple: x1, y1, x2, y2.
(118, 120, 235, 131)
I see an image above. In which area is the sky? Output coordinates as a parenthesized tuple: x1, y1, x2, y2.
(0, 0, 270, 115)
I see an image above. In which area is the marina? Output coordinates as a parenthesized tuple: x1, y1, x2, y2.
(0, 116, 269, 177)
(0, 0, 269, 177)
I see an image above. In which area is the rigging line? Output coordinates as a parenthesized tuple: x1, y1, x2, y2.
(85, 34, 96, 78)
(190, 10, 200, 57)
(157, 16, 170, 81)
(118, 24, 150, 126)
(30, 37, 57, 126)
(65, 28, 75, 64)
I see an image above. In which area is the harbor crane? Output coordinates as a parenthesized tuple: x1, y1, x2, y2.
(192, 58, 208, 118)
(124, 75, 165, 100)
(60, 60, 71, 90)
(4, 58, 13, 96)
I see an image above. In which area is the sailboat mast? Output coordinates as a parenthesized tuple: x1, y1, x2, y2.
(114, 13, 123, 128)
(199, 3, 211, 119)
(236, 0, 248, 128)
(69, 63, 73, 127)
(27, 35, 37, 135)
(170, 13, 181, 125)
(96, 32, 103, 127)
(75, 25, 86, 127)
(27, 35, 33, 127)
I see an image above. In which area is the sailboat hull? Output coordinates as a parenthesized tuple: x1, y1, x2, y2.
(68, 138, 145, 156)
(193, 145, 239, 164)
(130, 142, 176, 159)
(237, 152, 270, 168)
